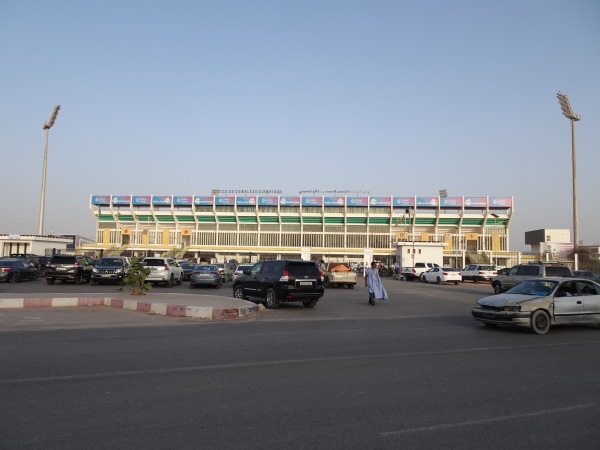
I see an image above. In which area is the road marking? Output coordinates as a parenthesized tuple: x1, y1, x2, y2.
(380, 403, 595, 436)
(2, 339, 600, 386)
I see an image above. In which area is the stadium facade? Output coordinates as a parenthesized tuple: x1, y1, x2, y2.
(85, 194, 514, 267)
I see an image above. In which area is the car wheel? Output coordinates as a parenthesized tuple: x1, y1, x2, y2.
(92, 279, 98, 286)
(165, 275, 173, 288)
(531, 310, 551, 335)
(265, 288, 280, 309)
(454, 281, 459, 285)
(420, 275, 426, 283)
(436, 277, 442, 285)
(233, 285, 247, 300)
(177, 275, 183, 285)
(324, 278, 330, 288)
(492, 282, 503, 295)
(474, 278, 479, 284)
(32, 273, 39, 281)
(75, 273, 83, 285)
(10, 273, 19, 283)
(46, 278, 55, 285)
(347, 284, 354, 289)
(302, 299, 317, 308)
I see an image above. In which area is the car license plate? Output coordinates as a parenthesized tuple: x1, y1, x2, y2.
(57, 267, 66, 271)
(299, 281, 312, 286)
(101, 274, 111, 277)
(200, 274, 210, 278)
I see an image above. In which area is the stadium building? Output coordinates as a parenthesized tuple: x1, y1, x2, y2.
(84, 194, 514, 268)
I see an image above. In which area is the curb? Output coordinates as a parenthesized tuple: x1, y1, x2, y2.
(0, 297, 259, 320)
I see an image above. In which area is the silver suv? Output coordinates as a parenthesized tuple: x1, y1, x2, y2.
(142, 257, 184, 287)
(491, 263, 573, 294)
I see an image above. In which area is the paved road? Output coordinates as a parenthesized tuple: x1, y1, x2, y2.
(1, 277, 599, 449)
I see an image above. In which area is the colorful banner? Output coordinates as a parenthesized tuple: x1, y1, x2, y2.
(369, 197, 392, 207)
(91, 195, 111, 206)
(112, 195, 131, 206)
(393, 197, 415, 207)
(258, 196, 279, 206)
(215, 196, 235, 206)
(132, 196, 151, 206)
(464, 197, 487, 208)
(236, 196, 257, 206)
(489, 197, 512, 208)
(280, 196, 300, 206)
(324, 196, 345, 206)
(302, 196, 323, 206)
(416, 197, 439, 207)
(440, 197, 463, 208)
(152, 196, 172, 206)
(194, 196, 214, 206)
(346, 197, 369, 207)
(173, 196, 193, 206)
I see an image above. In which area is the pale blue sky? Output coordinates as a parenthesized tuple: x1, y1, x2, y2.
(1, 0, 598, 250)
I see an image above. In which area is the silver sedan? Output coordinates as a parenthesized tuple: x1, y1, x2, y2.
(471, 277, 600, 334)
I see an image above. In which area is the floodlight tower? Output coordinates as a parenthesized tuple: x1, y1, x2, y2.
(556, 92, 581, 251)
(38, 104, 61, 235)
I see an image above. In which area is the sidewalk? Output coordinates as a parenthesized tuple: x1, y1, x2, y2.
(0, 291, 260, 320)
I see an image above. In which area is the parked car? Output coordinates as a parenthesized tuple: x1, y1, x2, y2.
(190, 264, 222, 288)
(232, 259, 324, 309)
(0, 258, 39, 283)
(45, 254, 94, 285)
(460, 264, 497, 283)
(233, 264, 253, 281)
(91, 257, 129, 285)
(142, 257, 184, 287)
(178, 261, 196, 281)
(421, 266, 462, 285)
(215, 263, 234, 282)
(472, 277, 600, 335)
(491, 263, 573, 294)
(573, 270, 600, 283)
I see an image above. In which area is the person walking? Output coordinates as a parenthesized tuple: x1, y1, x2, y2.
(364, 261, 388, 305)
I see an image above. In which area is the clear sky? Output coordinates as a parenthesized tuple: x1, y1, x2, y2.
(1, 0, 598, 250)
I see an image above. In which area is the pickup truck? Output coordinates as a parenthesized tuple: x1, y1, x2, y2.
(401, 262, 440, 281)
(323, 262, 357, 289)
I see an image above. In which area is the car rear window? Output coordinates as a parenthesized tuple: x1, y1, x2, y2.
(545, 266, 572, 277)
(144, 259, 165, 267)
(287, 261, 320, 276)
(51, 256, 76, 264)
(517, 266, 539, 276)
(479, 266, 495, 271)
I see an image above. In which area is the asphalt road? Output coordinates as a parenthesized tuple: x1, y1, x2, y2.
(1, 277, 600, 449)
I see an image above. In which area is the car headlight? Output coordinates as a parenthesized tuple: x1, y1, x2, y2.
(92, 268, 98, 273)
(503, 305, 521, 312)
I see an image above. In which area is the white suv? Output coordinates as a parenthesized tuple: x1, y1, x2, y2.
(461, 264, 497, 283)
(142, 257, 184, 287)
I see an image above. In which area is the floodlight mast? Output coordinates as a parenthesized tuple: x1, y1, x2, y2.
(38, 104, 61, 235)
(556, 92, 580, 253)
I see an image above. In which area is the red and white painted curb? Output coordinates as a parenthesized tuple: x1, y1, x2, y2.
(0, 297, 258, 320)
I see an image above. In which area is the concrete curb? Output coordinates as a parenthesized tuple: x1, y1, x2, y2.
(0, 297, 259, 320)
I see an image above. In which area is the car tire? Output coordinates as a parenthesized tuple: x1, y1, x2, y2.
(10, 273, 19, 283)
(165, 275, 173, 288)
(436, 277, 442, 285)
(474, 278, 479, 284)
(531, 309, 551, 335)
(75, 272, 83, 285)
(492, 282, 503, 295)
(92, 279, 98, 286)
(302, 299, 317, 308)
(177, 275, 183, 285)
(265, 288, 280, 309)
(347, 284, 354, 289)
(46, 278, 55, 285)
(32, 273, 39, 281)
(233, 285, 247, 300)
(420, 275, 426, 283)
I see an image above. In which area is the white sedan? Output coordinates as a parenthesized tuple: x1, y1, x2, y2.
(421, 267, 462, 285)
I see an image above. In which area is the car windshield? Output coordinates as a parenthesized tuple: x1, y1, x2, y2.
(507, 280, 558, 297)
(194, 265, 217, 272)
(442, 267, 458, 272)
(96, 258, 123, 267)
(179, 262, 194, 269)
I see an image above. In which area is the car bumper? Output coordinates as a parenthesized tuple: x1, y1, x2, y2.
(91, 273, 125, 282)
(471, 309, 531, 326)
(190, 278, 221, 286)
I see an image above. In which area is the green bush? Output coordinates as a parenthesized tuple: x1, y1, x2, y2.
(118, 257, 152, 295)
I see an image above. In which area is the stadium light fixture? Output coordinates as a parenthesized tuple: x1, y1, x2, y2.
(556, 92, 580, 252)
(38, 104, 61, 235)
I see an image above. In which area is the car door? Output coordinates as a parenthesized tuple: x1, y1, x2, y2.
(553, 281, 583, 323)
(577, 280, 600, 323)
(425, 267, 438, 283)
(244, 262, 264, 297)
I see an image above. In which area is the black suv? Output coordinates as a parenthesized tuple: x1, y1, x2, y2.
(91, 257, 129, 285)
(232, 259, 324, 309)
(45, 254, 94, 285)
